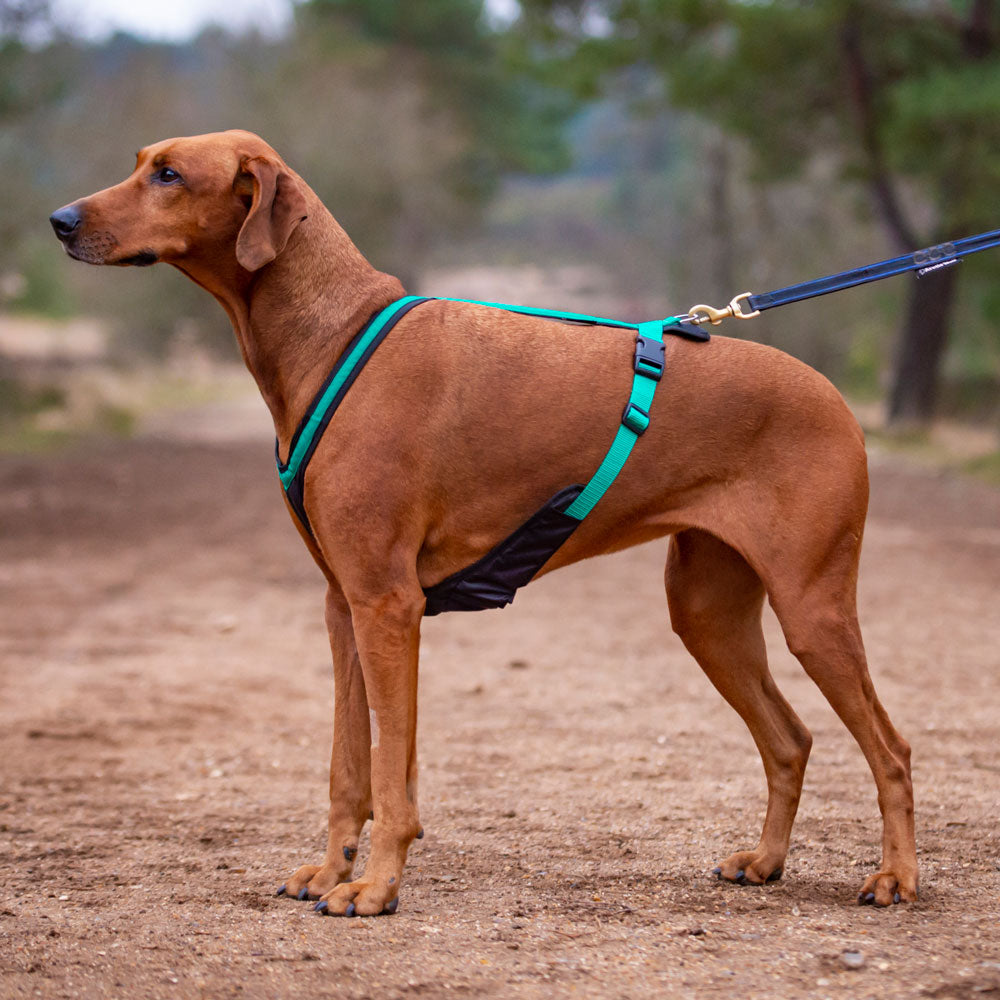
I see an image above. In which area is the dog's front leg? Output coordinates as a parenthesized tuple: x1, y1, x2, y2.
(279, 585, 374, 903)
(313, 585, 423, 917)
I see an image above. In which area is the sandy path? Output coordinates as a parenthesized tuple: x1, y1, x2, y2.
(1, 428, 998, 1000)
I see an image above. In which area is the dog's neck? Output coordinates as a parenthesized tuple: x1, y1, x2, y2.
(179, 191, 405, 446)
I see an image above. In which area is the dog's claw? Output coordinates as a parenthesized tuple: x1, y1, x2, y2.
(276, 884, 287, 897)
(894, 892, 901, 904)
(343, 846, 357, 862)
(345, 902, 356, 918)
(859, 892, 876, 906)
(734, 869, 746, 885)
(314, 900, 328, 914)
(766, 868, 783, 883)
(296, 887, 310, 901)
(712, 867, 722, 878)
(383, 897, 399, 915)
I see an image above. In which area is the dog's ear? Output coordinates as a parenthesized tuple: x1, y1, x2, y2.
(235, 155, 308, 272)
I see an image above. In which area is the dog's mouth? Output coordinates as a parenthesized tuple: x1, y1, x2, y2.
(116, 250, 158, 267)
(60, 230, 117, 265)
(63, 239, 158, 267)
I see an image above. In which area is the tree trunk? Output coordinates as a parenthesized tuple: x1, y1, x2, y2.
(887, 265, 959, 427)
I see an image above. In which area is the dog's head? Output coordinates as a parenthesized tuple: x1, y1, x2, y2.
(49, 129, 308, 273)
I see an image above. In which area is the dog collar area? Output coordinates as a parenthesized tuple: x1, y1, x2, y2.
(277, 296, 709, 614)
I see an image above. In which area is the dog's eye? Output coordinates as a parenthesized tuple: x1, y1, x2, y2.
(153, 166, 182, 185)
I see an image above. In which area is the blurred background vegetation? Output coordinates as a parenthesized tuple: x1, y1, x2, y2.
(1, 0, 998, 450)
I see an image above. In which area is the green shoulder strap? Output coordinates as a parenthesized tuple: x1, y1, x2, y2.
(563, 319, 666, 520)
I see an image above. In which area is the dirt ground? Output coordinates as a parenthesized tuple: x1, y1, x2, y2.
(1, 413, 999, 1000)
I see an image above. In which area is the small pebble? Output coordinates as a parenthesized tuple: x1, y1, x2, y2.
(841, 950, 865, 970)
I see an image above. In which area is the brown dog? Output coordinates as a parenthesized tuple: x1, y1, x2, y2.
(50, 129, 917, 916)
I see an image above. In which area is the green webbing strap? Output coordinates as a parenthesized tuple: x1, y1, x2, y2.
(277, 294, 426, 491)
(563, 319, 665, 520)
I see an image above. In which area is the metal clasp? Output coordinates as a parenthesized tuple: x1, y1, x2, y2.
(687, 291, 760, 326)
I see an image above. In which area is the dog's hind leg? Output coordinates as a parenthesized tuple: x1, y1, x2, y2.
(769, 542, 917, 907)
(666, 528, 813, 886)
(279, 585, 373, 903)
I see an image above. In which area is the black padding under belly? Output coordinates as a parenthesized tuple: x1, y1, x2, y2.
(422, 484, 584, 616)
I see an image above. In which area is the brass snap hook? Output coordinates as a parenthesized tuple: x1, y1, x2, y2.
(687, 292, 760, 326)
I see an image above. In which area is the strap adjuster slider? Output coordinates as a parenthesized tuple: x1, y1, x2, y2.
(622, 402, 650, 435)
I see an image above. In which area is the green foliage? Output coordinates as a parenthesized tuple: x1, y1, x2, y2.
(0, 2, 60, 118)
(630, 2, 845, 175)
(94, 402, 135, 437)
(304, 0, 488, 51)
(888, 60, 1000, 229)
(525, 0, 1000, 236)
(963, 449, 1000, 484)
(0, 377, 64, 419)
(0, 377, 133, 452)
(276, 0, 573, 276)
(0, 4, 81, 279)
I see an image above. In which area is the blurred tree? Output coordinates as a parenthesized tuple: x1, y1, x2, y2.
(520, 0, 1000, 425)
(0, 0, 68, 281)
(264, 0, 574, 283)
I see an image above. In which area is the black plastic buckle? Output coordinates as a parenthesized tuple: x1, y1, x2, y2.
(634, 335, 665, 381)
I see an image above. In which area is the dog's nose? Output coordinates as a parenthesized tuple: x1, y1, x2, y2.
(49, 205, 82, 241)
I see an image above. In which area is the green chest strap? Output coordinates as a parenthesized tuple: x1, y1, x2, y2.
(277, 295, 708, 533)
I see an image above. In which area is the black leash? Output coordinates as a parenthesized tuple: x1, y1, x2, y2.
(678, 227, 1000, 327)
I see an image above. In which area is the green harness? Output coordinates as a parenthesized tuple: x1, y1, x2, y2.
(277, 295, 709, 614)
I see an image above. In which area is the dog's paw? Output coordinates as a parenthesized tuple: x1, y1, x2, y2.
(277, 862, 351, 902)
(712, 849, 784, 886)
(315, 877, 399, 917)
(856, 870, 918, 907)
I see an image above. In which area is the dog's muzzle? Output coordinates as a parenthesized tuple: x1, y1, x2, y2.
(48, 204, 147, 265)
